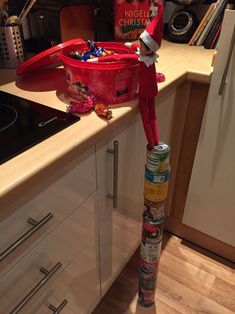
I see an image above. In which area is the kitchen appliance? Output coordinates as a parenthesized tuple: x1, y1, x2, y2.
(0, 90, 80, 164)
(28, 0, 94, 52)
(167, 8, 199, 43)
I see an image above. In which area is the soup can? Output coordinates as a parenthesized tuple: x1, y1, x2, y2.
(146, 143, 170, 174)
(144, 199, 165, 221)
(144, 168, 170, 202)
(139, 259, 159, 289)
(138, 284, 155, 307)
(140, 212, 164, 263)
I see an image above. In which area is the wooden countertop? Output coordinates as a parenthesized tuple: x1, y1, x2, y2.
(0, 40, 215, 205)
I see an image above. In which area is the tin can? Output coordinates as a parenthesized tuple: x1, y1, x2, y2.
(144, 199, 165, 221)
(144, 168, 170, 202)
(139, 259, 159, 280)
(139, 259, 159, 291)
(140, 239, 162, 263)
(140, 213, 164, 263)
(146, 143, 170, 174)
(138, 284, 155, 307)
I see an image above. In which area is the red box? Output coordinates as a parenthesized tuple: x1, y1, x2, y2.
(114, 0, 159, 41)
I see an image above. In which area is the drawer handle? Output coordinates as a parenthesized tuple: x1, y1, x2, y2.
(0, 213, 54, 262)
(218, 25, 235, 96)
(107, 140, 119, 209)
(48, 299, 68, 313)
(9, 262, 62, 314)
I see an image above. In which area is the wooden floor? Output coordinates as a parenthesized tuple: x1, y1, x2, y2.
(92, 231, 235, 314)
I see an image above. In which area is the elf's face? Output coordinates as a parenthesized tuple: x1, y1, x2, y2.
(139, 40, 153, 56)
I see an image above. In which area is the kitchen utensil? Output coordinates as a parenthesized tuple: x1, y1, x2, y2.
(5, 0, 38, 26)
(0, 24, 25, 68)
(0, 9, 8, 26)
(19, 0, 37, 20)
(5, 15, 21, 26)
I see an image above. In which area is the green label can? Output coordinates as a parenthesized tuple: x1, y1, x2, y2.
(146, 143, 170, 174)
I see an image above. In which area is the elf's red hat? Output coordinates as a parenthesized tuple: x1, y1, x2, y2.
(140, 1, 164, 53)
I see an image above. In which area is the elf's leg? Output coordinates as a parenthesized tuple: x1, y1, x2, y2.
(139, 97, 155, 148)
(148, 97, 159, 145)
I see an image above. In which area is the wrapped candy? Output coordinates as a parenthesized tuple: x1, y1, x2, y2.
(94, 103, 113, 120)
(69, 50, 83, 60)
(156, 72, 165, 83)
(69, 40, 114, 62)
(67, 95, 95, 114)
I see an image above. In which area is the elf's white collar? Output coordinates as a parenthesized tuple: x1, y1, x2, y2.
(137, 49, 159, 67)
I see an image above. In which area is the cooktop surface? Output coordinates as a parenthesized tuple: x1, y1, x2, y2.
(0, 91, 80, 165)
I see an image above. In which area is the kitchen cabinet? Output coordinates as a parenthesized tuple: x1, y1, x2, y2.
(96, 116, 145, 296)
(0, 193, 100, 314)
(155, 88, 176, 144)
(0, 147, 99, 313)
(165, 10, 235, 262)
(182, 10, 235, 261)
(96, 89, 175, 296)
(0, 146, 96, 279)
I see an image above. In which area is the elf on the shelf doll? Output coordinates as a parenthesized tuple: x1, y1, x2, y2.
(126, 1, 164, 148)
(88, 1, 164, 149)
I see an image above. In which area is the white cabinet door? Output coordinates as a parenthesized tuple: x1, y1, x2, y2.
(96, 116, 144, 296)
(183, 10, 235, 246)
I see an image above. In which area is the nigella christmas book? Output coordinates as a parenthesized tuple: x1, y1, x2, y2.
(114, 0, 159, 41)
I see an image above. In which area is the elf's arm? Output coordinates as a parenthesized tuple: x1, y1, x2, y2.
(124, 42, 140, 51)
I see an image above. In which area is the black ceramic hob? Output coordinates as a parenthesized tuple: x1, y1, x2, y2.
(0, 91, 80, 165)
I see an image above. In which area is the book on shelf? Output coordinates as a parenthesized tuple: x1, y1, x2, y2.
(196, 0, 227, 46)
(188, 3, 217, 46)
(203, 8, 224, 49)
(210, 21, 223, 49)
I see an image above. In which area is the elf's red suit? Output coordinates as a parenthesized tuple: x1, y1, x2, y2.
(132, 1, 164, 148)
(88, 1, 164, 148)
(125, 43, 160, 148)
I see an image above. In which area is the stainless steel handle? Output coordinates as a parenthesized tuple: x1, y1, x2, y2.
(107, 141, 119, 208)
(48, 299, 68, 314)
(9, 262, 62, 314)
(218, 25, 235, 96)
(0, 213, 54, 262)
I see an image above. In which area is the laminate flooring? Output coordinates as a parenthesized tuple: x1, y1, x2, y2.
(92, 231, 235, 314)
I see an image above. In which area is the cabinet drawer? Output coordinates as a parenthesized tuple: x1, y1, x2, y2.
(25, 248, 100, 314)
(0, 147, 96, 278)
(0, 192, 99, 314)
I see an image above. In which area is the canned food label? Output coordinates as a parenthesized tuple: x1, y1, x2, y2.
(144, 200, 165, 221)
(146, 157, 169, 174)
(139, 260, 159, 280)
(138, 284, 155, 307)
(144, 179, 169, 202)
(145, 170, 170, 183)
(140, 240, 162, 263)
(142, 220, 164, 243)
(139, 276, 156, 291)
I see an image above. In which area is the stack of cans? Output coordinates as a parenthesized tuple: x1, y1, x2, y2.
(138, 143, 170, 307)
